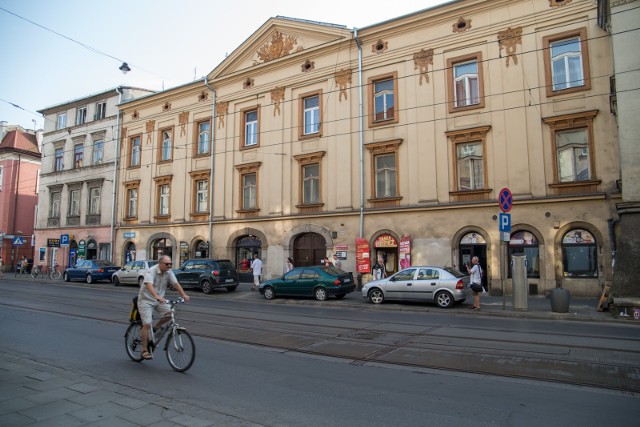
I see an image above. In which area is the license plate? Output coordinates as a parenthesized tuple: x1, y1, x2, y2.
(343, 278, 351, 283)
(225, 278, 234, 283)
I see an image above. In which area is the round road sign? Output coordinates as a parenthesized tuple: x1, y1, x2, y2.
(499, 188, 513, 213)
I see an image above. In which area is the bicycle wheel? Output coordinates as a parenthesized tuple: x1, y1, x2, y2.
(165, 328, 195, 372)
(124, 322, 145, 362)
(50, 270, 61, 280)
(31, 268, 41, 279)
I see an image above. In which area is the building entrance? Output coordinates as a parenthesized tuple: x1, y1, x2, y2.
(293, 233, 326, 267)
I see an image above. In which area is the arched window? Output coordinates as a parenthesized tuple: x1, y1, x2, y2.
(562, 229, 597, 277)
(508, 231, 540, 278)
(236, 235, 262, 272)
(152, 238, 172, 261)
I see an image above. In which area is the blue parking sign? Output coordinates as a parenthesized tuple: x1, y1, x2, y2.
(60, 234, 70, 246)
(499, 213, 511, 233)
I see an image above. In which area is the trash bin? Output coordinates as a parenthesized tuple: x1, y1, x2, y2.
(550, 288, 570, 313)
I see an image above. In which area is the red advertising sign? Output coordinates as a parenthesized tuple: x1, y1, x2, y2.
(374, 234, 398, 248)
(355, 238, 371, 274)
(399, 236, 411, 269)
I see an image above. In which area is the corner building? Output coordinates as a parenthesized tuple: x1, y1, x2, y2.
(116, 0, 620, 297)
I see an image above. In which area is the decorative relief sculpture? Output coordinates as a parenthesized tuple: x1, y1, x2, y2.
(179, 111, 189, 136)
(498, 26, 523, 67)
(243, 77, 254, 89)
(145, 120, 155, 144)
(335, 69, 352, 102)
(271, 86, 285, 117)
(372, 39, 388, 54)
(198, 91, 208, 102)
(162, 101, 171, 112)
(413, 48, 434, 85)
(301, 59, 315, 72)
(256, 30, 298, 63)
(549, 0, 572, 6)
(132, 110, 139, 119)
(453, 17, 472, 33)
(216, 101, 228, 129)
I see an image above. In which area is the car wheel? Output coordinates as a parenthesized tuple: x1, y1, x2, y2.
(263, 286, 275, 300)
(335, 293, 346, 299)
(138, 276, 144, 287)
(201, 280, 213, 294)
(314, 287, 328, 301)
(435, 291, 454, 308)
(86, 274, 94, 284)
(64, 272, 70, 282)
(368, 288, 385, 304)
(226, 286, 238, 292)
(113, 276, 120, 286)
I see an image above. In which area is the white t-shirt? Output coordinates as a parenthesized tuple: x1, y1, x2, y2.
(139, 264, 178, 303)
(470, 264, 482, 285)
(251, 258, 263, 276)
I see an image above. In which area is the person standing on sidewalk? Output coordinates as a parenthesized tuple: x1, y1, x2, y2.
(466, 256, 483, 311)
(251, 253, 263, 291)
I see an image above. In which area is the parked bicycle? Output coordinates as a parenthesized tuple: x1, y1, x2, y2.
(124, 296, 195, 372)
(31, 264, 61, 280)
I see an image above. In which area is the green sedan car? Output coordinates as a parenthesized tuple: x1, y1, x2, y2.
(259, 266, 356, 301)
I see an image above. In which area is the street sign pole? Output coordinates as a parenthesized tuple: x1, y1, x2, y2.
(498, 188, 513, 311)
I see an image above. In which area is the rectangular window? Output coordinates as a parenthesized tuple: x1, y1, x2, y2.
(56, 113, 67, 130)
(74, 143, 84, 168)
(374, 153, 397, 198)
(55, 147, 64, 172)
(95, 101, 107, 120)
(160, 129, 172, 161)
(196, 179, 208, 213)
(243, 109, 259, 147)
(50, 192, 61, 218)
(89, 187, 101, 214)
(69, 189, 80, 216)
(159, 184, 170, 216)
(76, 106, 87, 125)
(368, 73, 398, 128)
(303, 95, 320, 135)
(127, 188, 138, 218)
(556, 129, 590, 182)
(456, 143, 484, 190)
(447, 53, 484, 112)
(242, 173, 257, 209)
(129, 136, 141, 167)
(196, 120, 210, 155)
(92, 139, 103, 164)
(302, 164, 320, 204)
(543, 28, 591, 97)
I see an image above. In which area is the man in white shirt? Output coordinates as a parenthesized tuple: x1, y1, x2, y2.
(251, 253, 263, 291)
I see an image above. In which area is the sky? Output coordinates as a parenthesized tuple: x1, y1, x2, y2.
(0, 0, 449, 132)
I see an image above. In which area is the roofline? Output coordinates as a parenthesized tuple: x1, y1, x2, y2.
(37, 85, 156, 114)
(119, 78, 206, 107)
(274, 15, 347, 30)
(355, 0, 459, 31)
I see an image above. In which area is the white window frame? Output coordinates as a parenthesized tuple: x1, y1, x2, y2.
(161, 130, 172, 161)
(89, 187, 101, 215)
(50, 192, 61, 218)
(159, 184, 170, 216)
(197, 121, 210, 155)
(95, 101, 107, 120)
(130, 136, 141, 167)
(302, 163, 320, 204)
(374, 153, 397, 198)
(76, 106, 87, 125)
(55, 147, 64, 171)
(56, 113, 67, 130)
(456, 142, 484, 190)
(242, 173, 257, 209)
(303, 95, 320, 135)
(196, 179, 208, 213)
(69, 189, 80, 216)
(92, 139, 104, 164)
(453, 60, 480, 108)
(245, 111, 258, 147)
(127, 188, 138, 218)
(374, 79, 395, 122)
(74, 143, 84, 168)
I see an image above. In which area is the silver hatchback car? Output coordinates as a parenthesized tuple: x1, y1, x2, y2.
(112, 260, 158, 286)
(362, 266, 471, 308)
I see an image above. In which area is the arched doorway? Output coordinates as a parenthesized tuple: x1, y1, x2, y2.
(293, 233, 326, 267)
(68, 240, 78, 267)
(193, 240, 209, 258)
(86, 239, 98, 260)
(372, 233, 399, 276)
(152, 238, 172, 260)
(235, 235, 262, 282)
(124, 241, 136, 264)
(459, 231, 488, 289)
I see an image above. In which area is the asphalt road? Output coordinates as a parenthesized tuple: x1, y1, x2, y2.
(1, 279, 639, 426)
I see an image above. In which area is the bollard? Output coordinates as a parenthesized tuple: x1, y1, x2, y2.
(550, 288, 570, 313)
(512, 254, 528, 311)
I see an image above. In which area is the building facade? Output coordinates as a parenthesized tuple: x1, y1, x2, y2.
(116, 0, 621, 297)
(0, 123, 41, 272)
(36, 87, 154, 270)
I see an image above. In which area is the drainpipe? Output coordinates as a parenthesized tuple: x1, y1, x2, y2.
(608, 218, 619, 269)
(110, 87, 124, 262)
(354, 28, 364, 238)
(204, 77, 216, 255)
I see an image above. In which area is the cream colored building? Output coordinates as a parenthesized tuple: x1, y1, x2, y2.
(116, 0, 620, 297)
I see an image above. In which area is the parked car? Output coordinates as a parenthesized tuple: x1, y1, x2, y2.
(259, 266, 356, 301)
(361, 266, 470, 308)
(63, 259, 121, 284)
(173, 259, 239, 293)
(112, 260, 158, 287)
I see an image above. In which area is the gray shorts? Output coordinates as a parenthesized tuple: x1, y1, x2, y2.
(137, 299, 171, 325)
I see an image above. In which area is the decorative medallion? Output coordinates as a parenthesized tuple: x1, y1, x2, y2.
(243, 77, 254, 89)
(498, 27, 523, 67)
(145, 120, 155, 144)
(413, 48, 434, 85)
(452, 17, 472, 33)
(179, 111, 189, 136)
(131, 110, 139, 119)
(256, 30, 298, 63)
(162, 101, 171, 112)
(198, 91, 208, 102)
(549, 0, 572, 6)
(271, 86, 285, 117)
(301, 59, 315, 72)
(335, 69, 352, 102)
(372, 39, 388, 54)
(216, 101, 228, 129)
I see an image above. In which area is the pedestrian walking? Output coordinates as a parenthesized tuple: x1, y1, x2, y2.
(332, 254, 342, 270)
(0, 255, 3, 277)
(466, 256, 483, 311)
(251, 253, 263, 291)
(285, 257, 294, 272)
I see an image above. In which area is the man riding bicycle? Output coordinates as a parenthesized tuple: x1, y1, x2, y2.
(138, 255, 190, 360)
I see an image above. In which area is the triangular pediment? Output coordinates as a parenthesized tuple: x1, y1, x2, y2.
(208, 16, 351, 79)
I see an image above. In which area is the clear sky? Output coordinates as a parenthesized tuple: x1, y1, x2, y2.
(0, 0, 449, 131)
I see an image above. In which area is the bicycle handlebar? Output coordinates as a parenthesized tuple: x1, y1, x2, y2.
(166, 297, 185, 305)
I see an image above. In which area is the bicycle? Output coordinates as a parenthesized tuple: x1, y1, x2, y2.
(124, 297, 195, 372)
(31, 264, 44, 279)
(47, 264, 62, 280)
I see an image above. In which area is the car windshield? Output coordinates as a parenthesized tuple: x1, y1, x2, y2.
(217, 260, 235, 270)
(444, 267, 466, 278)
(147, 261, 158, 267)
(320, 266, 344, 276)
(94, 260, 115, 267)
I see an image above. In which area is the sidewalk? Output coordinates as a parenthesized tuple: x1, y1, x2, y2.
(0, 350, 256, 427)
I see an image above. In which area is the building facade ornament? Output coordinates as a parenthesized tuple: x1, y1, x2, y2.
(243, 77, 255, 89)
(162, 101, 171, 112)
(271, 86, 285, 117)
(256, 30, 299, 63)
(498, 26, 523, 67)
(198, 91, 208, 102)
(549, 0, 572, 7)
(179, 111, 189, 136)
(372, 39, 388, 54)
(335, 69, 352, 101)
(301, 59, 315, 72)
(216, 101, 228, 129)
(145, 120, 155, 144)
(453, 17, 472, 33)
(413, 48, 434, 85)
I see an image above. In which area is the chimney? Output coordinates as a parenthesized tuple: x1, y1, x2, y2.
(0, 121, 7, 143)
(36, 129, 44, 150)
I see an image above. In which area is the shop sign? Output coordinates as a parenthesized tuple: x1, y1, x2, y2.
(399, 236, 411, 269)
(355, 238, 371, 273)
(78, 240, 86, 257)
(123, 232, 136, 239)
(47, 238, 60, 248)
(374, 234, 397, 248)
(335, 244, 348, 251)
